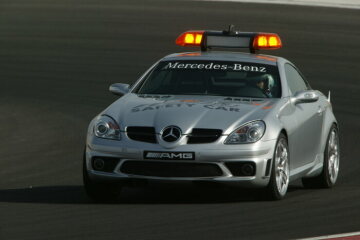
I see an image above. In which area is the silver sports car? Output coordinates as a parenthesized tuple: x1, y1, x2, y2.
(83, 28, 340, 201)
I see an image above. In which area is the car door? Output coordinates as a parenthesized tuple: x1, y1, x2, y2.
(285, 64, 324, 169)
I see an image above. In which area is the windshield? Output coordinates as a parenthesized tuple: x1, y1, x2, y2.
(136, 60, 281, 98)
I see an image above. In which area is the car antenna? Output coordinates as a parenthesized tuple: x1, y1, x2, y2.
(223, 24, 236, 35)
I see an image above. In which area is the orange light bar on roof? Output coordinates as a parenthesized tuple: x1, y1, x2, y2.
(253, 33, 282, 50)
(176, 31, 204, 47)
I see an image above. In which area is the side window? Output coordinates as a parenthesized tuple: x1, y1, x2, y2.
(285, 64, 309, 95)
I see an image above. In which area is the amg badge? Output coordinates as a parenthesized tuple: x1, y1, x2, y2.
(144, 151, 195, 160)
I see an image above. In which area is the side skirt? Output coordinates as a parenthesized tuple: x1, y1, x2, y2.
(289, 154, 323, 181)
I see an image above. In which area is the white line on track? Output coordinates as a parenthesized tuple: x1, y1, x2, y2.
(199, 0, 360, 9)
(297, 231, 360, 240)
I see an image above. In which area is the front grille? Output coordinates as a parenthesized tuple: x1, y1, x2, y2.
(187, 128, 222, 144)
(126, 127, 222, 144)
(127, 126, 157, 143)
(120, 161, 223, 178)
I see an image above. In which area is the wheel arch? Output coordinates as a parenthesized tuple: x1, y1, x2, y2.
(320, 106, 338, 155)
(279, 129, 288, 141)
(279, 129, 290, 166)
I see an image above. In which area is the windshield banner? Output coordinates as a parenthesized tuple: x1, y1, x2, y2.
(164, 62, 267, 72)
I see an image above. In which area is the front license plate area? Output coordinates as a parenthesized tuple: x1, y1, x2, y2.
(144, 151, 195, 160)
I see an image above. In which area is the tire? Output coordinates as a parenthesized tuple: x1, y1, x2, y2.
(302, 125, 340, 188)
(264, 133, 290, 200)
(83, 150, 122, 202)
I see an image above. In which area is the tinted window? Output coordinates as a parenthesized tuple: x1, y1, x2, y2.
(285, 64, 309, 95)
(136, 60, 282, 98)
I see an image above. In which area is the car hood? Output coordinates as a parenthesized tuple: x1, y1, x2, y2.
(104, 94, 280, 135)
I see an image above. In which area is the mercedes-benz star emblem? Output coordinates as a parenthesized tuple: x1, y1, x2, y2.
(161, 126, 182, 142)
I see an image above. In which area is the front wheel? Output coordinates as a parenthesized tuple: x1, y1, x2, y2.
(302, 125, 340, 188)
(264, 133, 290, 200)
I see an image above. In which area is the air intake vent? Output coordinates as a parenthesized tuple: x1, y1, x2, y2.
(187, 128, 222, 144)
(225, 162, 256, 176)
(121, 161, 223, 178)
(126, 126, 157, 143)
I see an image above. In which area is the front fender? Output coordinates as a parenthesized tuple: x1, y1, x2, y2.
(320, 102, 338, 154)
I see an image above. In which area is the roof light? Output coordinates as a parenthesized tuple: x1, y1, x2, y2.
(176, 31, 204, 47)
(175, 26, 282, 52)
(253, 33, 282, 50)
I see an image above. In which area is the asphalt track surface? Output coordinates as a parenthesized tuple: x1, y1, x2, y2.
(0, 1, 359, 239)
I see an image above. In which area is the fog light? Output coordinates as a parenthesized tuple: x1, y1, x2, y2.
(241, 164, 255, 176)
(93, 158, 105, 170)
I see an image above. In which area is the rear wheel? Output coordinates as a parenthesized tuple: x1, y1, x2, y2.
(302, 125, 340, 188)
(83, 151, 122, 202)
(264, 133, 290, 200)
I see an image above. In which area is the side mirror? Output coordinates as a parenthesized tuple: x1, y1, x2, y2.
(292, 90, 319, 105)
(109, 83, 130, 96)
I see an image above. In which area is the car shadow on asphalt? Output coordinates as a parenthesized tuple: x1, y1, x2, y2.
(0, 184, 306, 204)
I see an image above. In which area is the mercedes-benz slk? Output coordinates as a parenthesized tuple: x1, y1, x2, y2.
(83, 27, 340, 201)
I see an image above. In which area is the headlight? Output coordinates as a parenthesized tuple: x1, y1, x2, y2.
(94, 115, 121, 140)
(224, 121, 265, 144)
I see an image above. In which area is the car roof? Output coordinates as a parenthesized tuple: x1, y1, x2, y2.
(162, 51, 282, 66)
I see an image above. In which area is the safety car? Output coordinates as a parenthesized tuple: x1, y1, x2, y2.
(83, 26, 340, 201)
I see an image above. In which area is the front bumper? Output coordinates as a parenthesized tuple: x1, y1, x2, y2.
(85, 135, 277, 188)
